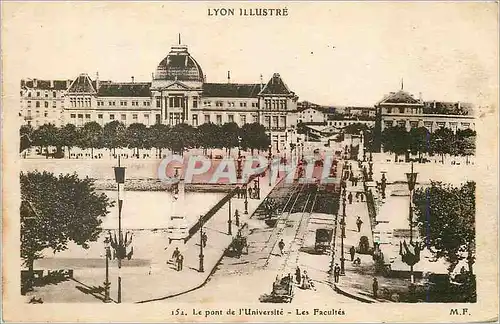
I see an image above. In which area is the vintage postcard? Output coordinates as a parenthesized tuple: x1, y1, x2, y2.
(2, 1, 498, 323)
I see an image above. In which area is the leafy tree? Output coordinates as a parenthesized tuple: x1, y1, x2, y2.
(343, 122, 369, 135)
(33, 123, 59, 159)
(79, 122, 103, 159)
(430, 127, 453, 163)
(409, 127, 431, 161)
(221, 122, 240, 155)
(58, 124, 78, 159)
(413, 181, 475, 274)
(453, 129, 476, 164)
(241, 123, 270, 155)
(126, 123, 150, 158)
(21, 171, 113, 286)
(102, 121, 127, 155)
(20, 124, 34, 153)
(169, 123, 196, 155)
(381, 125, 409, 162)
(197, 123, 222, 155)
(149, 123, 170, 158)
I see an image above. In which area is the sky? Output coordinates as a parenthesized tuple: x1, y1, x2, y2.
(2, 2, 498, 106)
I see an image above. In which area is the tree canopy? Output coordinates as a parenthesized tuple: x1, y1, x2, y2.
(20, 171, 113, 275)
(413, 181, 475, 274)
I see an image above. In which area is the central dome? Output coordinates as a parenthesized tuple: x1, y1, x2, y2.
(155, 45, 204, 82)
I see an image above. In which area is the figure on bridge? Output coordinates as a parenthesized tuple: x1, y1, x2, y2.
(278, 239, 285, 256)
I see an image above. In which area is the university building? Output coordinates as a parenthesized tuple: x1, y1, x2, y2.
(376, 89, 475, 133)
(20, 41, 299, 152)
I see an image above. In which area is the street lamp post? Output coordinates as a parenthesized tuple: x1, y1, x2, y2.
(381, 172, 387, 199)
(268, 144, 272, 187)
(103, 237, 111, 303)
(405, 162, 418, 284)
(340, 195, 346, 274)
(228, 197, 232, 236)
(237, 137, 242, 180)
(244, 183, 248, 214)
(199, 216, 204, 273)
(113, 156, 126, 304)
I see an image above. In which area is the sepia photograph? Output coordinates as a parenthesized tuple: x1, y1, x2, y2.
(2, 1, 498, 322)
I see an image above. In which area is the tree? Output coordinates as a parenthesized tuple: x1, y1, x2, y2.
(21, 171, 113, 287)
(79, 121, 103, 159)
(58, 124, 78, 159)
(20, 124, 34, 153)
(126, 123, 150, 158)
(454, 129, 476, 164)
(241, 123, 270, 155)
(409, 127, 431, 161)
(149, 123, 170, 158)
(221, 122, 240, 156)
(343, 122, 368, 135)
(430, 127, 453, 163)
(169, 123, 196, 155)
(102, 121, 127, 155)
(33, 124, 59, 159)
(197, 123, 222, 155)
(381, 126, 409, 162)
(413, 181, 475, 274)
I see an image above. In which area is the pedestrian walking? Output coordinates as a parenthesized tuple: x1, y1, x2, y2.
(372, 278, 379, 299)
(349, 245, 356, 261)
(356, 216, 363, 232)
(333, 263, 341, 283)
(348, 192, 353, 204)
(248, 187, 253, 200)
(360, 192, 364, 202)
(176, 253, 184, 271)
(278, 239, 285, 256)
(201, 231, 208, 247)
(171, 247, 180, 263)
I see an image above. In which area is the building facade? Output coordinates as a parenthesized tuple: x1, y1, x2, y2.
(376, 90, 476, 133)
(20, 42, 299, 151)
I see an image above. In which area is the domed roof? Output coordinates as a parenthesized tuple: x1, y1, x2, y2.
(155, 45, 204, 82)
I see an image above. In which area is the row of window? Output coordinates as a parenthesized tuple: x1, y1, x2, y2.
(383, 120, 472, 129)
(263, 116, 287, 129)
(70, 97, 92, 108)
(385, 107, 421, 114)
(26, 110, 58, 118)
(26, 101, 58, 108)
(202, 101, 259, 108)
(96, 100, 151, 107)
(70, 113, 152, 122)
(264, 99, 288, 110)
(25, 91, 59, 98)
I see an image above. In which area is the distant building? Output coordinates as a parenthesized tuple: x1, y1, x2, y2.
(376, 89, 475, 133)
(20, 40, 299, 152)
(298, 107, 326, 124)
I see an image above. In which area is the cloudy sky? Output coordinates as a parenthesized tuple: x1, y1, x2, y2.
(2, 2, 498, 106)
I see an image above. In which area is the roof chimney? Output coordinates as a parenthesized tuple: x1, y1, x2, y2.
(227, 71, 231, 84)
(33, 78, 37, 87)
(151, 72, 154, 80)
(95, 72, 100, 91)
(50, 80, 54, 88)
(419, 92, 422, 102)
(131, 76, 135, 83)
(260, 74, 264, 90)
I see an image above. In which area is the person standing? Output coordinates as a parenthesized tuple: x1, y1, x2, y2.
(348, 192, 353, 204)
(372, 277, 379, 299)
(248, 187, 253, 200)
(171, 247, 180, 263)
(278, 239, 285, 256)
(333, 263, 341, 283)
(349, 245, 356, 261)
(356, 216, 363, 232)
(176, 253, 184, 271)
